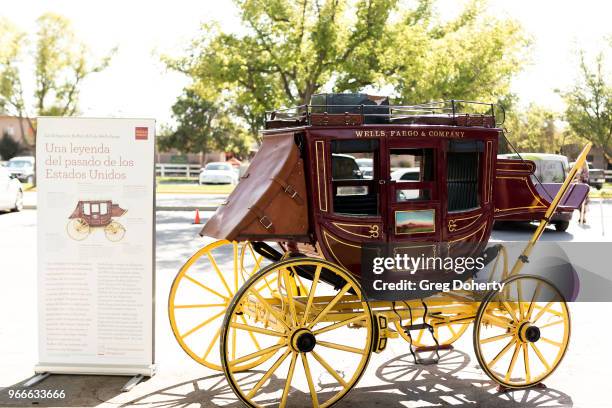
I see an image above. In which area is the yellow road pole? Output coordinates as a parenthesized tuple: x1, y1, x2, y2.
(509, 142, 593, 277)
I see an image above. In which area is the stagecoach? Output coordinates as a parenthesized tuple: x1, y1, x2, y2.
(168, 95, 591, 407)
(67, 200, 127, 242)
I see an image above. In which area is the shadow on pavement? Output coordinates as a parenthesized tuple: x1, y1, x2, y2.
(116, 349, 573, 408)
(342, 349, 573, 407)
(120, 371, 284, 407)
(0, 374, 128, 407)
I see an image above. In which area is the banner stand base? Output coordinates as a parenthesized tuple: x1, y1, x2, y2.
(122, 374, 145, 392)
(23, 372, 51, 388)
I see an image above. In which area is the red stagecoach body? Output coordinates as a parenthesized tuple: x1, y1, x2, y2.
(200, 97, 589, 276)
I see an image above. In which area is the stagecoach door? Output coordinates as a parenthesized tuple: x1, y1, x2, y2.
(385, 140, 442, 247)
(316, 138, 385, 275)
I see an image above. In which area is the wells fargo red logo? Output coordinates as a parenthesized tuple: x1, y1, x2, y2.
(135, 127, 148, 140)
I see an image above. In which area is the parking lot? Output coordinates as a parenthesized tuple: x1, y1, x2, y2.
(0, 205, 611, 407)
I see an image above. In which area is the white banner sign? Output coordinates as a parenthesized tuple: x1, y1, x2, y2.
(35, 117, 155, 376)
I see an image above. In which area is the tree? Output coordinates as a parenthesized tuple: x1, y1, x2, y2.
(165, 0, 528, 137)
(158, 89, 251, 159)
(0, 13, 114, 140)
(561, 49, 612, 159)
(503, 104, 565, 153)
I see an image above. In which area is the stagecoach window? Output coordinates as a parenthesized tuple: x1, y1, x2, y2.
(390, 148, 434, 202)
(330, 139, 379, 216)
(99, 202, 108, 215)
(447, 140, 483, 212)
(91, 203, 100, 214)
(83, 203, 91, 215)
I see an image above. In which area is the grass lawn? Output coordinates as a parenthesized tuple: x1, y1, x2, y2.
(589, 183, 612, 199)
(20, 180, 235, 194)
(156, 181, 235, 194)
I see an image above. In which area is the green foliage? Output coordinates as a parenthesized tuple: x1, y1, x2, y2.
(504, 104, 565, 153)
(158, 89, 252, 158)
(561, 50, 612, 158)
(165, 0, 529, 137)
(0, 13, 114, 135)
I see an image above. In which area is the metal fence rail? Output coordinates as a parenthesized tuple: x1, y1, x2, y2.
(156, 163, 201, 178)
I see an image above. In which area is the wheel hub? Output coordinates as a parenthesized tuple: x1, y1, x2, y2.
(518, 322, 541, 343)
(291, 328, 316, 353)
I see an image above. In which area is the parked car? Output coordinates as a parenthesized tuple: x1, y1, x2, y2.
(391, 167, 420, 181)
(199, 162, 239, 185)
(497, 153, 576, 231)
(355, 157, 373, 179)
(0, 166, 23, 212)
(569, 161, 605, 190)
(6, 156, 35, 184)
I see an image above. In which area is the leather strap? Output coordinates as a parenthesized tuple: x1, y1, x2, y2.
(270, 176, 304, 205)
(248, 205, 275, 232)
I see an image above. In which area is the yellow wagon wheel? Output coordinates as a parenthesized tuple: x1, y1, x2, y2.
(394, 316, 469, 348)
(67, 218, 90, 241)
(104, 221, 126, 242)
(220, 258, 373, 408)
(168, 240, 274, 371)
(474, 275, 570, 389)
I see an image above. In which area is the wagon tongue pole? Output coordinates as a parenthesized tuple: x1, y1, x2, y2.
(509, 142, 592, 277)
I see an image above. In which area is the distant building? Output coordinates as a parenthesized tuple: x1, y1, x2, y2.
(561, 143, 611, 170)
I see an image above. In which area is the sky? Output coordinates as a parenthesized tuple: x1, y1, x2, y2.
(2, 0, 611, 128)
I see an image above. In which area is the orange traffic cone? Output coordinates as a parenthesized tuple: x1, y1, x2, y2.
(193, 208, 201, 224)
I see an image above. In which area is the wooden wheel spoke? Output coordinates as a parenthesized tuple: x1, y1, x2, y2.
(538, 319, 564, 329)
(317, 340, 365, 355)
(301, 353, 319, 408)
(308, 283, 351, 329)
(526, 282, 542, 320)
(416, 328, 424, 344)
(181, 310, 225, 339)
(482, 311, 513, 328)
(532, 301, 555, 323)
(240, 315, 262, 350)
(173, 303, 226, 309)
(530, 342, 551, 371)
(481, 332, 513, 344)
(184, 275, 228, 301)
(248, 288, 291, 331)
(202, 327, 221, 360)
(448, 325, 457, 337)
(523, 343, 531, 383)
(280, 352, 298, 408)
(246, 349, 291, 399)
(488, 338, 516, 367)
(254, 276, 278, 294)
(505, 342, 521, 381)
(517, 280, 525, 319)
(539, 337, 563, 347)
(233, 242, 239, 291)
(282, 269, 298, 325)
(311, 350, 348, 387)
(500, 300, 518, 321)
(230, 343, 286, 366)
(313, 315, 364, 336)
(302, 266, 321, 326)
(206, 252, 233, 297)
(230, 321, 287, 337)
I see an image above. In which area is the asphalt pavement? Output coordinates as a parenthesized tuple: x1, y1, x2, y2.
(0, 207, 611, 407)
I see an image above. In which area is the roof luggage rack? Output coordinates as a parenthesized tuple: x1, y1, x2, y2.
(265, 99, 504, 129)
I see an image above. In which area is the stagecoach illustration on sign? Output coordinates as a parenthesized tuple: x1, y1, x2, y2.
(67, 200, 127, 242)
(168, 94, 591, 408)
